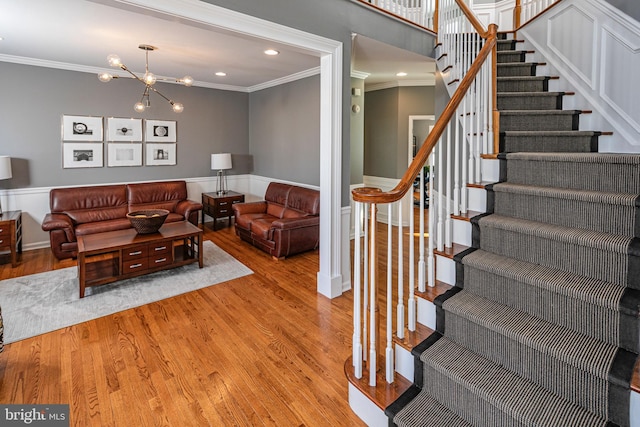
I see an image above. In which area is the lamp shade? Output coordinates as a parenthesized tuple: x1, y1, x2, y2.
(0, 156, 12, 180)
(211, 153, 232, 170)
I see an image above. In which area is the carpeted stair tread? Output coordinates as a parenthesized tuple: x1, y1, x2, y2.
(502, 152, 640, 193)
(442, 291, 617, 417)
(500, 110, 581, 132)
(497, 92, 564, 110)
(490, 182, 639, 236)
(498, 76, 550, 92)
(476, 214, 634, 286)
(460, 249, 627, 348)
(416, 337, 609, 427)
(497, 62, 539, 77)
(392, 390, 473, 427)
(499, 131, 601, 152)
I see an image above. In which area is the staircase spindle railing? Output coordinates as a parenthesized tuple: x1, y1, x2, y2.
(354, 0, 439, 31)
(352, 0, 498, 384)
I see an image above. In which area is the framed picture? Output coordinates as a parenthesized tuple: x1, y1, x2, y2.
(145, 120, 176, 142)
(146, 143, 176, 166)
(107, 117, 143, 142)
(62, 115, 103, 141)
(108, 143, 143, 167)
(63, 143, 103, 168)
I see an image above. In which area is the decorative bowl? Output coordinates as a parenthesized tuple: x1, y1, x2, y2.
(126, 209, 170, 234)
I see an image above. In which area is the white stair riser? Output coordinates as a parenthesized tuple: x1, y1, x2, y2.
(417, 296, 437, 329)
(453, 219, 472, 247)
(348, 384, 388, 427)
(396, 344, 415, 381)
(436, 254, 456, 285)
(467, 187, 487, 213)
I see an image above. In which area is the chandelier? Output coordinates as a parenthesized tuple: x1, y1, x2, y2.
(97, 44, 193, 113)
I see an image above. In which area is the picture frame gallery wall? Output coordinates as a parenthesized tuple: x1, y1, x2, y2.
(61, 115, 177, 168)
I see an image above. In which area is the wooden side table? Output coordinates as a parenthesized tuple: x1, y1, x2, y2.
(201, 191, 245, 231)
(0, 210, 22, 267)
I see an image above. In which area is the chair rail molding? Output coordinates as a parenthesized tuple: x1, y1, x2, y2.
(520, 0, 640, 152)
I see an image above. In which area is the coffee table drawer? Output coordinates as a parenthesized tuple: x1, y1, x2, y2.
(149, 242, 171, 256)
(149, 254, 172, 268)
(124, 258, 149, 272)
(123, 245, 148, 261)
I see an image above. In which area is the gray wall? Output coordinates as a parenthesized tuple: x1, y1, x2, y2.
(201, 0, 437, 205)
(249, 75, 320, 186)
(605, 0, 640, 21)
(364, 86, 435, 179)
(0, 61, 250, 189)
(350, 77, 366, 185)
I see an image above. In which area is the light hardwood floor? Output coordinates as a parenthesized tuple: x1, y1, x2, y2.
(0, 222, 366, 427)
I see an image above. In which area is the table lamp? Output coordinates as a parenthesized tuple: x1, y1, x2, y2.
(211, 153, 232, 195)
(0, 156, 12, 215)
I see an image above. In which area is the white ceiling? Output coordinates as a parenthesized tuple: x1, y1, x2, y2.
(0, 0, 435, 92)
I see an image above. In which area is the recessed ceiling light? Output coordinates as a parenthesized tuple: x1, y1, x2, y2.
(396, 72, 408, 77)
(264, 49, 279, 56)
(215, 72, 227, 77)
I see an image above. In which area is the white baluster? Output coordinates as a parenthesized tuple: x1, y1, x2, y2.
(408, 182, 416, 331)
(427, 152, 436, 288)
(397, 198, 405, 339)
(386, 203, 394, 384)
(418, 167, 426, 293)
(437, 137, 445, 252)
(445, 122, 453, 248)
(352, 201, 362, 378)
(369, 203, 377, 387)
(454, 103, 461, 216)
(363, 203, 368, 362)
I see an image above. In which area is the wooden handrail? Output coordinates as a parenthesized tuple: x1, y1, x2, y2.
(353, 23, 498, 204)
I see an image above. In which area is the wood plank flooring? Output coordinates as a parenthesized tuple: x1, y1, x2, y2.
(0, 222, 366, 427)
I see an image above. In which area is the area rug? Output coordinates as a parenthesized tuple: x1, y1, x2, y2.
(0, 240, 253, 344)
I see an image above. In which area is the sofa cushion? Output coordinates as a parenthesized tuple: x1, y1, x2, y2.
(52, 184, 128, 225)
(287, 186, 320, 215)
(264, 182, 292, 205)
(236, 213, 274, 230)
(266, 203, 285, 218)
(250, 219, 274, 240)
(75, 218, 132, 236)
(127, 181, 187, 212)
(66, 206, 129, 225)
(282, 207, 308, 219)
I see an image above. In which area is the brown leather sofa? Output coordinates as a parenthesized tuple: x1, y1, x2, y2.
(42, 181, 202, 260)
(232, 182, 319, 259)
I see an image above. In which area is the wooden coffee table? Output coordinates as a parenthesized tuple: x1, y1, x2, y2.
(77, 221, 203, 298)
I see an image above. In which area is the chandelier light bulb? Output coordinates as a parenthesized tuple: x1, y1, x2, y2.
(143, 72, 156, 85)
(97, 72, 113, 82)
(181, 76, 193, 87)
(134, 102, 146, 113)
(172, 102, 184, 113)
(107, 54, 121, 67)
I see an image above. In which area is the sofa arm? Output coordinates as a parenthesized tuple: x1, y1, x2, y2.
(175, 200, 203, 225)
(271, 216, 319, 230)
(41, 213, 76, 243)
(233, 201, 268, 216)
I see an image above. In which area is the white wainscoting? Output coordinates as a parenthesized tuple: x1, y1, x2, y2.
(472, 0, 516, 31)
(520, 0, 640, 153)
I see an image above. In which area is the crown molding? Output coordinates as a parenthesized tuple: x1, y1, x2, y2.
(366, 77, 436, 92)
(351, 69, 370, 79)
(247, 67, 321, 92)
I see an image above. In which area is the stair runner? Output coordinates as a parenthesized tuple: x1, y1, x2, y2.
(387, 34, 640, 426)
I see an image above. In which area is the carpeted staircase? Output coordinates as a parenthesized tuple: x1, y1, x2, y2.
(386, 34, 640, 426)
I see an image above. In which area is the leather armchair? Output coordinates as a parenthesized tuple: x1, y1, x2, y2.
(233, 182, 319, 259)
